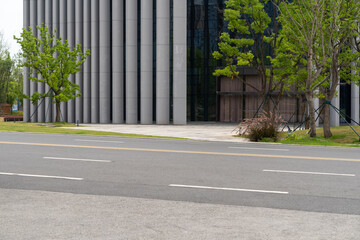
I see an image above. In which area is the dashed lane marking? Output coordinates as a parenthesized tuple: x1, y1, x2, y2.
(169, 184, 289, 195)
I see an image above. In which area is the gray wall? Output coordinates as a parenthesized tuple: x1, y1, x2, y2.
(23, 0, 187, 124)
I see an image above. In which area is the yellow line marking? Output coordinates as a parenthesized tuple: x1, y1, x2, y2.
(0, 141, 359, 162)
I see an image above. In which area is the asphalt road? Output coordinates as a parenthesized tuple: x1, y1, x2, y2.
(0, 131, 359, 215)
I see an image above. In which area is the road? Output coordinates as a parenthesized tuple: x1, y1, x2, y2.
(0, 131, 359, 239)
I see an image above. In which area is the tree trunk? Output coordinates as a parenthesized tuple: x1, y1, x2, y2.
(263, 95, 271, 113)
(323, 101, 332, 138)
(56, 102, 61, 122)
(323, 56, 339, 138)
(306, 93, 317, 137)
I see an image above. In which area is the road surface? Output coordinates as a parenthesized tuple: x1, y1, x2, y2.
(0, 131, 359, 239)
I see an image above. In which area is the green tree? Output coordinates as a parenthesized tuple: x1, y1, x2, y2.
(277, 0, 360, 138)
(15, 24, 90, 122)
(276, 0, 332, 137)
(213, 0, 286, 110)
(0, 54, 13, 104)
(320, 0, 360, 138)
(8, 54, 24, 107)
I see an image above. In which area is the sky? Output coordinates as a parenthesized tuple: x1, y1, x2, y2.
(0, 0, 23, 55)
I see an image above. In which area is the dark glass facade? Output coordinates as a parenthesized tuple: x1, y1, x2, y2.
(187, 0, 224, 121)
(186, 0, 357, 123)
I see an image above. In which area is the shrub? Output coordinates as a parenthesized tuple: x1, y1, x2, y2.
(234, 111, 284, 142)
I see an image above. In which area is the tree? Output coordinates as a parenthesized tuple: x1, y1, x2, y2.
(7, 54, 24, 107)
(0, 54, 13, 104)
(277, 0, 360, 138)
(276, 0, 332, 137)
(15, 24, 90, 122)
(0, 33, 12, 105)
(213, 0, 286, 110)
(320, 0, 360, 138)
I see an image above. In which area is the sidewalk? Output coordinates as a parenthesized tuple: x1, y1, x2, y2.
(74, 122, 248, 142)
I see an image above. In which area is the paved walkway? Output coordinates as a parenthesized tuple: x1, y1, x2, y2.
(74, 122, 248, 142)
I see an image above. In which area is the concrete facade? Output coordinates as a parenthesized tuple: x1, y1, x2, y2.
(23, 0, 187, 124)
(23, 0, 358, 126)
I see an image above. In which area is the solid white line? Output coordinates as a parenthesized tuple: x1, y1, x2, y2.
(169, 184, 289, 195)
(263, 169, 355, 177)
(0, 172, 83, 181)
(75, 139, 124, 144)
(43, 157, 112, 163)
(228, 147, 290, 152)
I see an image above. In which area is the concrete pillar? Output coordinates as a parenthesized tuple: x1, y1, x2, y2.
(67, 0, 75, 123)
(91, 0, 99, 123)
(125, 0, 138, 124)
(351, 83, 359, 125)
(23, 0, 30, 122)
(37, 0, 45, 122)
(156, 0, 170, 124)
(330, 85, 340, 127)
(59, 0, 67, 121)
(30, 0, 38, 122)
(173, 0, 187, 124)
(112, 0, 124, 123)
(83, 0, 91, 123)
(313, 97, 319, 127)
(75, 0, 84, 123)
(140, 0, 153, 124)
(45, 0, 52, 122)
(52, 0, 59, 121)
(99, 0, 111, 123)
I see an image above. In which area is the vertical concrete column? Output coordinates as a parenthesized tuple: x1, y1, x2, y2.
(330, 85, 340, 127)
(91, 0, 100, 123)
(23, 0, 31, 122)
(52, 0, 59, 121)
(45, 0, 52, 122)
(156, 0, 170, 124)
(112, 0, 124, 123)
(313, 97, 319, 127)
(351, 83, 359, 125)
(37, 0, 45, 122)
(59, 0, 68, 121)
(173, 0, 187, 124)
(83, 0, 91, 123)
(125, 0, 138, 124)
(99, 0, 111, 123)
(30, 0, 38, 122)
(140, 0, 153, 124)
(67, 0, 76, 123)
(75, 0, 84, 123)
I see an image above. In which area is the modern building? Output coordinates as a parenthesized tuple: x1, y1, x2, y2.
(23, 0, 359, 125)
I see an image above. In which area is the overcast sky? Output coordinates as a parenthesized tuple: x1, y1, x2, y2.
(0, 0, 23, 55)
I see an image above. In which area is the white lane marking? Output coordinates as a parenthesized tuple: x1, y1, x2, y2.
(169, 184, 289, 195)
(228, 147, 290, 152)
(43, 157, 112, 163)
(75, 139, 124, 144)
(0, 172, 83, 181)
(263, 169, 355, 177)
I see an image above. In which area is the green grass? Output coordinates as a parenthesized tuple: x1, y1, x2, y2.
(0, 122, 184, 140)
(278, 125, 360, 147)
(10, 111, 23, 116)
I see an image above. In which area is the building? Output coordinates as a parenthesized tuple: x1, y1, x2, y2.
(23, 0, 359, 126)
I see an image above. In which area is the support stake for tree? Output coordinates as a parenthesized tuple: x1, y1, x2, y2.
(325, 101, 360, 141)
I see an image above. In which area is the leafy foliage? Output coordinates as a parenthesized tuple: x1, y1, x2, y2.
(0, 34, 23, 106)
(275, 0, 360, 138)
(15, 24, 90, 121)
(213, 0, 285, 96)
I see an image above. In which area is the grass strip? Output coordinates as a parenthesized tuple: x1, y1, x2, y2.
(278, 125, 360, 147)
